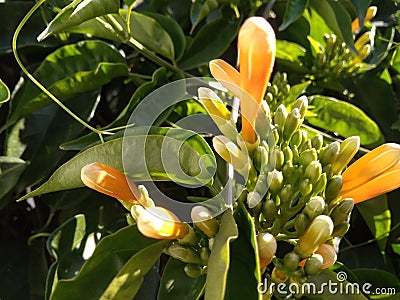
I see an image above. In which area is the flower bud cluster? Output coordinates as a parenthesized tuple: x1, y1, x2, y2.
(265, 72, 291, 111)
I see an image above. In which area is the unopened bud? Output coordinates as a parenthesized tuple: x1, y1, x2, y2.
(290, 131, 302, 147)
(313, 173, 327, 195)
(299, 178, 313, 196)
(294, 213, 309, 235)
(267, 170, 284, 196)
(331, 136, 360, 175)
(295, 215, 334, 258)
(315, 244, 337, 269)
(279, 184, 293, 203)
(330, 198, 354, 225)
(247, 191, 262, 209)
(274, 104, 288, 129)
(270, 147, 285, 171)
(283, 108, 302, 141)
(311, 134, 323, 150)
(168, 244, 201, 264)
(332, 221, 350, 237)
(304, 254, 324, 275)
(325, 175, 343, 202)
(253, 146, 268, 172)
(283, 252, 300, 272)
(319, 142, 340, 166)
(354, 45, 371, 64)
(200, 247, 210, 265)
(271, 267, 288, 283)
(257, 233, 277, 269)
(191, 206, 219, 237)
(255, 174, 268, 195)
(282, 161, 294, 178)
(299, 149, 318, 167)
(292, 96, 308, 119)
(184, 264, 203, 278)
(304, 161, 322, 184)
(303, 196, 325, 220)
(354, 31, 372, 52)
(262, 199, 278, 223)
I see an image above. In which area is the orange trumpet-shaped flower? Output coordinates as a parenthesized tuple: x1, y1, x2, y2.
(209, 17, 276, 144)
(238, 17, 276, 143)
(340, 143, 400, 203)
(81, 163, 140, 204)
(137, 206, 189, 239)
(351, 6, 377, 33)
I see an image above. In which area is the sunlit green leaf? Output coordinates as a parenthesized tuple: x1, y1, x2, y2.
(0, 79, 10, 105)
(307, 95, 383, 145)
(38, 0, 120, 41)
(0, 157, 26, 207)
(190, 0, 219, 34)
(279, 0, 309, 31)
(205, 209, 238, 300)
(275, 40, 308, 72)
(157, 258, 206, 300)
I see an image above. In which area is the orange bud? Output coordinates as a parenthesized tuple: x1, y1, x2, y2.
(257, 232, 277, 269)
(137, 206, 189, 239)
(351, 6, 377, 33)
(315, 244, 337, 269)
(238, 17, 276, 143)
(209, 59, 241, 98)
(81, 163, 140, 204)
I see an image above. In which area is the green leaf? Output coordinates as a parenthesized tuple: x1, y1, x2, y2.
(0, 79, 10, 105)
(283, 81, 311, 106)
(38, 0, 120, 41)
(157, 258, 206, 300)
(190, 0, 219, 34)
(275, 40, 308, 72)
(309, 0, 356, 52)
(306, 269, 369, 299)
(0, 157, 26, 207)
(205, 209, 238, 300)
(392, 244, 400, 255)
(127, 11, 175, 60)
(100, 240, 168, 299)
(279, 0, 309, 31)
(178, 15, 240, 70)
(8, 90, 99, 191)
(350, 0, 372, 31)
(49, 225, 159, 300)
(306, 95, 383, 146)
(356, 195, 391, 254)
(352, 269, 400, 298)
(18, 127, 216, 201)
(224, 202, 261, 300)
(3, 40, 128, 131)
(144, 13, 186, 60)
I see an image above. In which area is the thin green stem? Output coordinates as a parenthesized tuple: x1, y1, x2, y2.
(27, 232, 50, 246)
(12, 0, 112, 141)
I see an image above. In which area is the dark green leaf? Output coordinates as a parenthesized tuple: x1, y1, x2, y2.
(144, 13, 187, 60)
(309, 0, 356, 52)
(307, 95, 383, 145)
(100, 240, 168, 299)
(38, 0, 120, 41)
(0, 79, 10, 105)
(178, 16, 240, 70)
(279, 0, 309, 31)
(350, 0, 372, 31)
(392, 244, 400, 255)
(190, 0, 219, 34)
(49, 225, 159, 300)
(3, 40, 128, 131)
(0, 157, 26, 207)
(8, 90, 99, 191)
(18, 127, 216, 201)
(205, 209, 238, 300)
(224, 202, 261, 300)
(352, 269, 400, 297)
(157, 258, 206, 300)
(356, 195, 391, 254)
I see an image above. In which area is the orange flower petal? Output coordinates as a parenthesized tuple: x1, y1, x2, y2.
(81, 163, 140, 204)
(351, 6, 377, 33)
(209, 59, 242, 97)
(340, 166, 400, 204)
(137, 206, 189, 239)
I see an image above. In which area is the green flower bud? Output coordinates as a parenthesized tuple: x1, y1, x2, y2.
(247, 191, 262, 209)
(283, 252, 300, 272)
(184, 264, 203, 278)
(299, 139, 312, 153)
(253, 146, 268, 172)
(208, 238, 215, 251)
(265, 92, 274, 104)
(299, 149, 318, 167)
(200, 246, 210, 265)
(279, 184, 293, 203)
(168, 244, 201, 264)
(274, 104, 288, 130)
(304, 161, 322, 184)
(282, 161, 294, 178)
(292, 96, 308, 119)
(354, 44, 371, 64)
(322, 164, 333, 180)
(332, 221, 350, 237)
(270, 147, 285, 171)
(270, 84, 279, 96)
(295, 215, 334, 258)
(317, 53, 326, 67)
(268, 170, 284, 196)
(290, 131, 302, 147)
(271, 267, 288, 283)
(191, 206, 219, 237)
(331, 136, 360, 175)
(295, 213, 309, 235)
(311, 134, 323, 150)
(283, 146, 293, 162)
(303, 196, 325, 220)
(313, 173, 327, 195)
(283, 108, 302, 141)
(255, 174, 268, 195)
(330, 198, 354, 225)
(299, 178, 313, 196)
(325, 34, 337, 57)
(262, 199, 278, 223)
(325, 175, 343, 202)
(304, 254, 324, 276)
(257, 233, 277, 269)
(319, 142, 340, 166)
